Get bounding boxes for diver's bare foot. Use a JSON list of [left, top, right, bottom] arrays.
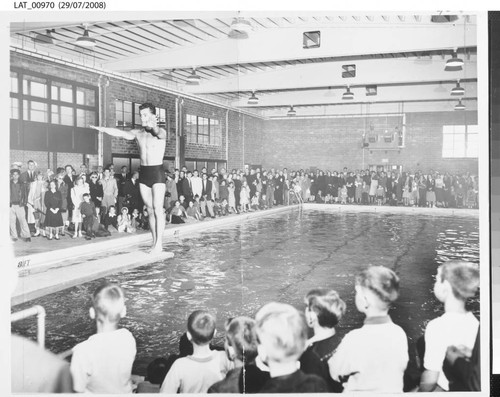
[[149, 244, 162, 254]]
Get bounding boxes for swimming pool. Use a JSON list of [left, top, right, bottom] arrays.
[[12, 207, 479, 376]]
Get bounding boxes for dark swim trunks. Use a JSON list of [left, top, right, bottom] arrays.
[[139, 165, 165, 188]]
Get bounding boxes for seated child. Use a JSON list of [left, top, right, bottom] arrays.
[[193, 195, 203, 218], [219, 198, 229, 216], [117, 207, 135, 233], [70, 284, 136, 393], [259, 193, 266, 209], [255, 302, 328, 393], [300, 288, 345, 392], [160, 310, 232, 393], [136, 207, 149, 230], [328, 266, 408, 393], [208, 316, 270, 393], [101, 205, 118, 231], [169, 200, 187, 224], [89, 207, 112, 238], [213, 200, 222, 217], [206, 199, 216, 218], [199, 195, 208, 217], [186, 201, 201, 221], [130, 208, 140, 230], [418, 261, 479, 392], [80, 193, 96, 239], [388, 192, 398, 206], [179, 195, 188, 209]]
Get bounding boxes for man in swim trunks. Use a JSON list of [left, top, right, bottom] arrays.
[[90, 103, 166, 253]]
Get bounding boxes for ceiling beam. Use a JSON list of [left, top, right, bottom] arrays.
[[185, 55, 477, 94], [262, 100, 478, 118], [230, 82, 478, 108], [101, 23, 477, 72]]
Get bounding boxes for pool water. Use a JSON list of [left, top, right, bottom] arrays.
[[12, 208, 479, 376]]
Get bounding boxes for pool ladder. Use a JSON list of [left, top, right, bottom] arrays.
[[11, 305, 46, 349]]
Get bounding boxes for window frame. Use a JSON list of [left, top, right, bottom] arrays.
[[184, 113, 222, 146], [10, 67, 98, 127], [442, 124, 478, 159]]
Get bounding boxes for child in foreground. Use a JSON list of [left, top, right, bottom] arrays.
[[160, 310, 232, 393], [328, 266, 408, 393], [418, 261, 480, 392], [300, 288, 345, 392], [255, 302, 328, 393], [208, 316, 270, 393], [70, 283, 137, 393]]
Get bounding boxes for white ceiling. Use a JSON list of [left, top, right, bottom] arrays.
[[10, 12, 478, 117]]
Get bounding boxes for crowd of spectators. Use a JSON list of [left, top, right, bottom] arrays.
[[12, 262, 480, 393], [9, 160, 479, 243]]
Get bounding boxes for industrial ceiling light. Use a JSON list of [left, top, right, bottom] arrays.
[[228, 17, 252, 39], [248, 91, 259, 105], [76, 24, 96, 48], [451, 80, 465, 96], [287, 105, 296, 116], [34, 29, 55, 45], [445, 49, 464, 69], [342, 86, 354, 100], [455, 99, 466, 110], [186, 68, 201, 85]]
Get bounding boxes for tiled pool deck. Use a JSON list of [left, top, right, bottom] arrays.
[[12, 203, 478, 306]]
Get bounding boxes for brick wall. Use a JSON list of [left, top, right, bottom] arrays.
[[10, 52, 265, 171], [243, 114, 265, 168], [227, 111, 243, 171], [260, 111, 478, 174], [181, 98, 226, 161], [10, 150, 50, 170]]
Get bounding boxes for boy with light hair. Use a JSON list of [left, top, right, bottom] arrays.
[[255, 302, 328, 393], [70, 283, 136, 393], [419, 261, 480, 392], [328, 266, 408, 393]]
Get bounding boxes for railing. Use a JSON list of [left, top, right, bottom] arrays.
[[11, 305, 46, 348]]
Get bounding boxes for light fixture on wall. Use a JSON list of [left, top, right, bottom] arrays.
[[342, 86, 354, 100], [248, 91, 259, 105], [445, 49, 464, 69], [451, 80, 465, 96], [34, 29, 55, 45], [186, 68, 201, 85], [454, 99, 466, 110], [287, 105, 296, 116], [76, 24, 96, 48], [228, 17, 252, 39]]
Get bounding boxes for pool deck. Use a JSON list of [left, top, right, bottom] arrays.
[[11, 203, 478, 306], [11, 205, 297, 306]]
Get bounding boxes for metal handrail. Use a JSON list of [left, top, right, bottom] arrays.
[[11, 305, 46, 349]]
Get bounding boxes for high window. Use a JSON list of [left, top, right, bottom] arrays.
[[442, 125, 478, 158], [185, 114, 222, 146], [10, 69, 97, 126]]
